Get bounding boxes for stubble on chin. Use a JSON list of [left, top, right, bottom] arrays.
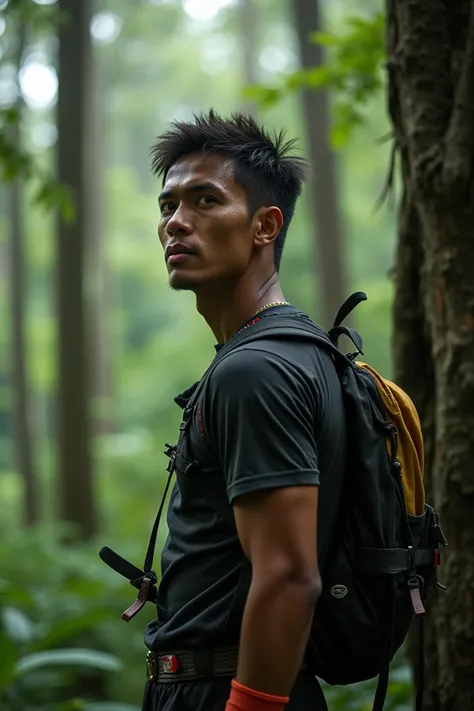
[[168, 275, 198, 292]]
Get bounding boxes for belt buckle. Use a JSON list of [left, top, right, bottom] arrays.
[[146, 651, 157, 681], [161, 654, 180, 674]]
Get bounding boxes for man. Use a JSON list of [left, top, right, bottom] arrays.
[[142, 110, 346, 711]]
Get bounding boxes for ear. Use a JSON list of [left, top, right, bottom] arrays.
[[252, 206, 284, 248]]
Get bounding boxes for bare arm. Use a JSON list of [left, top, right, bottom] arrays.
[[233, 484, 321, 696]]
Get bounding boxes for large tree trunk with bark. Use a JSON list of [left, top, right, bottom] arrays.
[[56, 0, 97, 539], [387, 1, 474, 708], [290, 0, 348, 327]]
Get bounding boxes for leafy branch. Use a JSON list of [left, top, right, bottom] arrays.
[[244, 12, 386, 147], [0, 0, 74, 220]]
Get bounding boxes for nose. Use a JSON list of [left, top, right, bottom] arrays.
[[165, 204, 193, 238]]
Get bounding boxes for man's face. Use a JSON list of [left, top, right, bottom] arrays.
[[157, 153, 257, 291]]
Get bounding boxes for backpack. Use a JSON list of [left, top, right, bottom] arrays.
[[100, 291, 447, 711]]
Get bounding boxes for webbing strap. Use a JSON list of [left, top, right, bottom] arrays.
[[416, 617, 426, 711], [332, 291, 367, 328], [371, 579, 397, 711], [143, 465, 175, 575], [98, 546, 146, 584], [98, 464, 175, 621], [356, 547, 434, 574], [328, 325, 364, 354]]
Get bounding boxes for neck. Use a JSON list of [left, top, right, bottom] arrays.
[[195, 272, 286, 343]]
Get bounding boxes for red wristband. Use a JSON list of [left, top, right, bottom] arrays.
[[225, 679, 289, 711]]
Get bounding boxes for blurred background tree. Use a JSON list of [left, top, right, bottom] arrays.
[[2, 0, 472, 709]]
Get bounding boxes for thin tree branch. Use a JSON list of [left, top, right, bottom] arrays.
[[443, 0, 474, 195]]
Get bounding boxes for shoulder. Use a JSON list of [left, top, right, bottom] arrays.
[[205, 338, 337, 420], [209, 342, 312, 395]]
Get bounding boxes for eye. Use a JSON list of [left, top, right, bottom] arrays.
[[160, 201, 175, 214], [197, 195, 216, 206]]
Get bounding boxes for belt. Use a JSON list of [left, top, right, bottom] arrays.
[[146, 646, 308, 684], [146, 647, 238, 683]]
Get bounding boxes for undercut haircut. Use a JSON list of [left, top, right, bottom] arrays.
[[151, 109, 310, 270]]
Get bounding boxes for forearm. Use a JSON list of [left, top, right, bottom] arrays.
[[235, 574, 321, 696]]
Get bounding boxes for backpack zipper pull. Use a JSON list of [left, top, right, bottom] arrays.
[[407, 546, 426, 616], [408, 577, 426, 616]]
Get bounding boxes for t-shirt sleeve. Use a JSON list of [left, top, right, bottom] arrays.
[[205, 346, 321, 504]]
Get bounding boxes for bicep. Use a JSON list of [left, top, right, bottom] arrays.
[[234, 485, 320, 582]]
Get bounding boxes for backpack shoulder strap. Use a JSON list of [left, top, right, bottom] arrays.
[[182, 314, 346, 416]]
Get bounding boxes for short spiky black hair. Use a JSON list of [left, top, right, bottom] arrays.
[[151, 110, 310, 270]]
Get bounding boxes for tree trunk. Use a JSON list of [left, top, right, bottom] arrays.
[[56, 0, 97, 539], [387, 0, 474, 708], [290, 0, 348, 327], [239, 0, 259, 116], [87, 43, 114, 436], [8, 21, 39, 527]]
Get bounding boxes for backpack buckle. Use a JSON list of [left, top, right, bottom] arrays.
[[432, 510, 448, 548], [164, 443, 177, 473], [146, 651, 157, 681]]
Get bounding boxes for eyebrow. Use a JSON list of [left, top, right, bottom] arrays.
[[158, 181, 225, 203]]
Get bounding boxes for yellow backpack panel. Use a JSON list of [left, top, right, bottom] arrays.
[[357, 362, 425, 516]]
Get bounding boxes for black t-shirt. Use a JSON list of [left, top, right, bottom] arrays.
[[145, 307, 347, 651]]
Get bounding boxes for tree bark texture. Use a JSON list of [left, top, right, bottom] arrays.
[[387, 1, 474, 708], [56, 0, 97, 539], [290, 0, 348, 328]]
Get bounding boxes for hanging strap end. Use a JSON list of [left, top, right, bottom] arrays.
[[122, 576, 155, 622]]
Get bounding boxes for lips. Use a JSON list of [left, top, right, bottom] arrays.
[[167, 252, 193, 265], [165, 243, 195, 262]]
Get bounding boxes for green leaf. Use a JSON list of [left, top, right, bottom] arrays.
[[2, 606, 35, 644], [0, 632, 18, 693], [41, 609, 113, 648], [242, 83, 283, 109], [84, 704, 141, 711], [1, 107, 20, 125], [246, 11, 386, 144], [15, 648, 123, 676], [56, 701, 87, 711], [300, 66, 332, 89], [309, 30, 339, 47], [34, 180, 76, 222], [0, 126, 74, 218]]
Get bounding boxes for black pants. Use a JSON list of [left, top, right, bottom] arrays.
[[141, 670, 328, 711]]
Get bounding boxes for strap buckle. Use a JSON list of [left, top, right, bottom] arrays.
[[146, 651, 157, 681]]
